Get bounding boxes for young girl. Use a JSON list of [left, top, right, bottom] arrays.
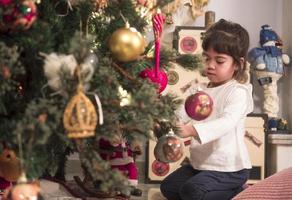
[[160, 19, 253, 200]]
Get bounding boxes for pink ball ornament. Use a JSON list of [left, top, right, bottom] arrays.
[[0, 0, 12, 6], [139, 68, 168, 93], [185, 91, 213, 121], [154, 130, 184, 163]]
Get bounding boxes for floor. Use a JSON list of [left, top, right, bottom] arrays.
[[131, 184, 164, 200], [42, 158, 166, 200], [41, 179, 164, 200], [130, 161, 165, 200]]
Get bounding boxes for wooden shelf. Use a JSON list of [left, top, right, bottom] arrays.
[[268, 133, 292, 145]]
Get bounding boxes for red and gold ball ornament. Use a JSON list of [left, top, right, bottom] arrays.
[[0, 0, 37, 32], [10, 182, 41, 200], [154, 130, 184, 163], [109, 22, 145, 62], [2, 177, 42, 200], [185, 91, 213, 121]]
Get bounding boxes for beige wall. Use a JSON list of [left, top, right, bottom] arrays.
[[194, 0, 283, 49], [282, 0, 292, 128]]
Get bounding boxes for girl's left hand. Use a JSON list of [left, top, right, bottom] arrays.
[[177, 122, 198, 138]]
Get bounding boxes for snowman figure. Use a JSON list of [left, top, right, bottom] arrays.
[[248, 25, 290, 130]]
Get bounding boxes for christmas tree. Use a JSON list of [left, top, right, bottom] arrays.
[[0, 0, 203, 198]]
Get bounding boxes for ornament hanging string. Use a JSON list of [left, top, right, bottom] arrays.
[[79, 18, 89, 37], [17, 133, 23, 171], [40, 83, 63, 98], [17, 132, 30, 183], [165, 3, 174, 25], [74, 64, 82, 85], [66, 0, 73, 10], [87, 92, 104, 125], [119, 11, 128, 24], [54, 0, 73, 17]]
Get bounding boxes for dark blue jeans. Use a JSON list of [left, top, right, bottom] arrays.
[[160, 164, 249, 200]]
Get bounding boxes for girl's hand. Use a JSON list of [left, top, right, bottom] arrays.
[[177, 122, 198, 138]]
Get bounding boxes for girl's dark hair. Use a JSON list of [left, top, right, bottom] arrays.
[[202, 19, 250, 83]]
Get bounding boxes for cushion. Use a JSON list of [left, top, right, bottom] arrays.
[[233, 167, 292, 199]]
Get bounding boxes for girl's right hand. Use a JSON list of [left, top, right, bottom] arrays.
[[177, 122, 198, 138]]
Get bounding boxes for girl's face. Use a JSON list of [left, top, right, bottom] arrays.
[[203, 48, 237, 86]]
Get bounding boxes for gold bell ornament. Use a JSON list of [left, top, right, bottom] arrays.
[[0, 149, 22, 182], [63, 66, 103, 139], [109, 22, 146, 62]]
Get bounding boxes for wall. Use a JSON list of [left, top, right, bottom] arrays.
[[195, 0, 283, 48], [282, 0, 292, 128], [194, 0, 284, 118]]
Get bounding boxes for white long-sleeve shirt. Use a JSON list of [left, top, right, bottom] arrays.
[[177, 79, 254, 172]]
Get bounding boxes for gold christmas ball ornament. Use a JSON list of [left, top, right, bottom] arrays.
[[0, 149, 22, 182], [63, 86, 98, 139], [109, 22, 146, 62]]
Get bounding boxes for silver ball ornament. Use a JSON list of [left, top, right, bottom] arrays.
[[154, 130, 184, 163]]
